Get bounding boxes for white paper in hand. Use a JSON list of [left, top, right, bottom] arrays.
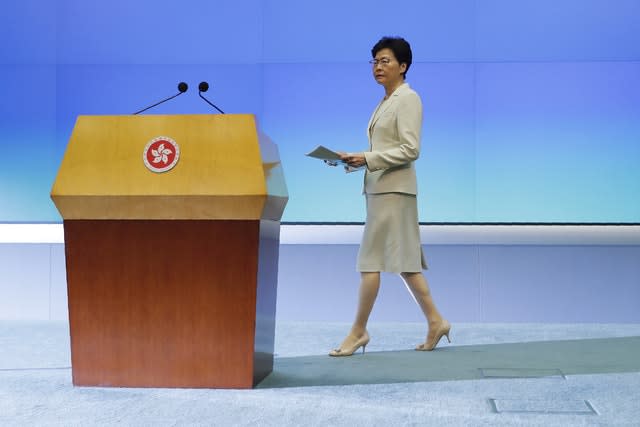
[[305, 145, 342, 161], [306, 145, 365, 173]]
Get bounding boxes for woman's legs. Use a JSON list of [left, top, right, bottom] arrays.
[[401, 272, 449, 349], [351, 272, 381, 335], [401, 272, 443, 325], [333, 272, 380, 351]]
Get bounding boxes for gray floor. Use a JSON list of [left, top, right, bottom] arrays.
[[2, 321, 640, 426]]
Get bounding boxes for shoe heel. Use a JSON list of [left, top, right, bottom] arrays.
[[445, 332, 451, 343], [362, 343, 367, 354]]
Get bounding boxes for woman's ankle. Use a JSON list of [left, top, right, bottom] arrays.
[[350, 326, 367, 337], [428, 317, 444, 328]]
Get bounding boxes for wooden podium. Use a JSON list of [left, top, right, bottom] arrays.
[[51, 114, 288, 388]]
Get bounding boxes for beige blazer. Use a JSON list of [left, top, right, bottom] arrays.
[[362, 83, 422, 195]]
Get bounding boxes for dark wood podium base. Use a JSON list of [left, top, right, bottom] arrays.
[[63, 219, 280, 389]]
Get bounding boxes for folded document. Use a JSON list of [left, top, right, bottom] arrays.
[[305, 145, 364, 173]]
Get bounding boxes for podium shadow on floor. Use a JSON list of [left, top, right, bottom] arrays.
[[257, 336, 640, 388]]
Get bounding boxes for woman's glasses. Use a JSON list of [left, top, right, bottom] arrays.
[[369, 58, 394, 67]]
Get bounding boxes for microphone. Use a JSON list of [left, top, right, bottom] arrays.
[[132, 82, 188, 115], [198, 81, 225, 114]]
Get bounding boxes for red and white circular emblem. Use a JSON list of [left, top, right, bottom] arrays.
[[143, 136, 180, 173]]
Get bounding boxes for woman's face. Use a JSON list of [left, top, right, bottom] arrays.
[[372, 48, 406, 87]]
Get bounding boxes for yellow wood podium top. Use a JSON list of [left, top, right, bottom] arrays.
[[51, 114, 287, 220]]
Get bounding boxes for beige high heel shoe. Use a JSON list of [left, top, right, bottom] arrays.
[[329, 332, 370, 357], [416, 320, 451, 351]]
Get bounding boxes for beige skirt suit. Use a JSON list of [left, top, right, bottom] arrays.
[[358, 83, 427, 273]]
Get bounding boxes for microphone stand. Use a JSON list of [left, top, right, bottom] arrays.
[[198, 91, 225, 114], [133, 82, 188, 115], [133, 92, 184, 115]]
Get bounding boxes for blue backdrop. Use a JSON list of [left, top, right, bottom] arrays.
[[1, 0, 639, 223]]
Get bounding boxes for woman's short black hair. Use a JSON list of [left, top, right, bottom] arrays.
[[371, 36, 413, 79]]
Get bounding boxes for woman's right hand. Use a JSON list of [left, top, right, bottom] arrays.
[[339, 152, 367, 168]]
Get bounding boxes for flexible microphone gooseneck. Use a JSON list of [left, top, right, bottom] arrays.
[[132, 82, 188, 115], [198, 81, 225, 114]]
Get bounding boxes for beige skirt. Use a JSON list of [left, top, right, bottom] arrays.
[[357, 193, 428, 273]]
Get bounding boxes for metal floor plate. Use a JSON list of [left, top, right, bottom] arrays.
[[489, 398, 598, 415], [480, 367, 566, 379]]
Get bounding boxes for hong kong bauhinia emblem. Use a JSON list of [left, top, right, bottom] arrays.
[[143, 136, 180, 173]]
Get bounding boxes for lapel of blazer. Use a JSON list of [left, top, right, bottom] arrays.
[[368, 83, 410, 140], [367, 101, 383, 140]]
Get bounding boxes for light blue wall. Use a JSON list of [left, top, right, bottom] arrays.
[[276, 244, 640, 323]]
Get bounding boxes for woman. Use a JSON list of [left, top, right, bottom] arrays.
[[330, 37, 450, 356]]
